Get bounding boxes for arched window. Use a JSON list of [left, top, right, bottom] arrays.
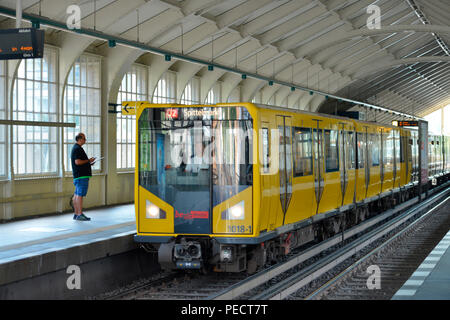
[[267, 93, 275, 106], [64, 54, 101, 173], [117, 64, 147, 169], [205, 82, 221, 104], [252, 91, 262, 104], [153, 71, 176, 103], [180, 77, 200, 105], [280, 95, 288, 107], [12, 47, 58, 176], [227, 86, 240, 103]]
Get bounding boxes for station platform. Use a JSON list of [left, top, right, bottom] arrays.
[[392, 230, 450, 300], [0, 205, 151, 299]]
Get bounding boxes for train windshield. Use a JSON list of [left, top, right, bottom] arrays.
[[138, 107, 253, 233]]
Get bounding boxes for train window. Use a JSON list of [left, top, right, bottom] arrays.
[[384, 131, 394, 166], [394, 130, 401, 170], [138, 107, 254, 209], [324, 129, 339, 172], [346, 131, 356, 169], [400, 135, 405, 163], [293, 127, 312, 177], [356, 132, 365, 169], [371, 133, 380, 166], [262, 128, 270, 173], [313, 128, 324, 177]]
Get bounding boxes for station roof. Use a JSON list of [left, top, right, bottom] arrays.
[[0, 0, 449, 124]]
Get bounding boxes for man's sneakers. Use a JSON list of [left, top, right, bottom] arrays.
[[73, 213, 91, 221]]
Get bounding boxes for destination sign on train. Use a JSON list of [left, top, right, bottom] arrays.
[[392, 120, 419, 127], [165, 108, 220, 120], [0, 28, 45, 60]]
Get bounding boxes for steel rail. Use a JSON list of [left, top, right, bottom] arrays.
[[304, 194, 450, 300]]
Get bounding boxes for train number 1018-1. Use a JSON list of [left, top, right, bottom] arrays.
[[227, 225, 252, 233]]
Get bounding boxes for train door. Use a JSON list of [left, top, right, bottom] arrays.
[[411, 131, 419, 182], [364, 129, 370, 196], [312, 120, 324, 215], [339, 124, 348, 206], [260, 121, 279, 231], [380, 129, 386, 192], [367, 129, 381, 197], [342, 127, 356, 207], [276, 115, 293, 225], [394, 129, 401, 188], [174, 120, 212, 235], [260, 123, 271, 231], [355, 127, 368, 202]]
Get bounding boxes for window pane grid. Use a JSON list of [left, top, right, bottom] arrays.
[[205, 82, 221, 104], [13, 48, 58, 176], [117, 64, 146, 170], [227, 86, 241, 103], [0, 61, 6, 177], [153, 71, 176, 104], [64, 55, 101, 174], [180, 78, 200, 105]]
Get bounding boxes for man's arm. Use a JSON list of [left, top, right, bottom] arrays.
[[75, 158, 95, 165]]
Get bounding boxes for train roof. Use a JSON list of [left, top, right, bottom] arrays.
[[251, 103, 406, 130]]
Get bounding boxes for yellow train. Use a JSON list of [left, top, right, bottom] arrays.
[[127, 102, 450, 272]]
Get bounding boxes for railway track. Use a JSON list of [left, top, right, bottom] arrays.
[[304, 196, 450, 300], [99, 182, 449, 300], [97, 271, 248, 300]]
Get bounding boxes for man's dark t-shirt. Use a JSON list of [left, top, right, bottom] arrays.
[[71, 144, 92, 179]]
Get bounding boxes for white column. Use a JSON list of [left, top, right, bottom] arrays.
[[16, 0, 22, 28]]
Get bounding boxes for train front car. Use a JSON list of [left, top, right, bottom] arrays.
[[133, 102, 256, 272]]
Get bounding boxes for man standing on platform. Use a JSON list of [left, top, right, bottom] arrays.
[[71, 132, 95, 221]]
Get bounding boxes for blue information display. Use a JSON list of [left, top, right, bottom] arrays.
[[0, 28, 44, 60]]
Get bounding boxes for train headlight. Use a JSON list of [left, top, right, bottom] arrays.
[[221, 201, 245, 220], [146, 200, 166, 219]]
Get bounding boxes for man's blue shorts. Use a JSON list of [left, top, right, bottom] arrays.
[[74, 178, 89, 197]]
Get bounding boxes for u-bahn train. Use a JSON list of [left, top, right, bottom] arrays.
[[128, 102, 450, 273]]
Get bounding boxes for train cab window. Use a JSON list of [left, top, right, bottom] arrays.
[[262, 127, 270, 173], [324, 129, 339, 172], [138, 107, 254, 208], [371, 133, 380, 166], [293, 127, 312, 177]]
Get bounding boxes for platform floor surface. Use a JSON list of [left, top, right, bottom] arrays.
[[392, 230, 450, 300], [0, 205, 136, 264]]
